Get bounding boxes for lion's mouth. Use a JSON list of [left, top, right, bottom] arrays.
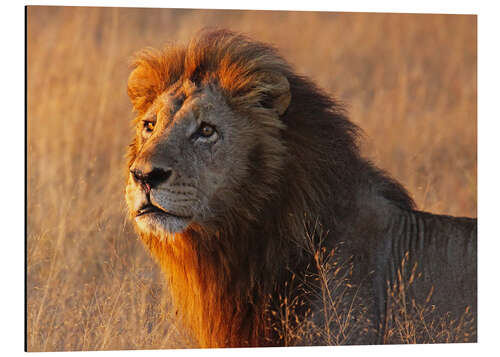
[[136, 204, 191, 219]]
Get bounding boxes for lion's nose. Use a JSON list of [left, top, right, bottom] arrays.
[[130, 167, 172, 191]]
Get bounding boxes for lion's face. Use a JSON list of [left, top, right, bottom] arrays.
[[126, 80, 282, 235]]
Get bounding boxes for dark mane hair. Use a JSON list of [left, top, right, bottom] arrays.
[[127, 29, 415, 347]]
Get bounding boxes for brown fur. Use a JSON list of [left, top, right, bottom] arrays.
[[125, 30, 476, 347]]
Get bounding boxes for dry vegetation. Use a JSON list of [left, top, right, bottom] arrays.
[[26, 6, 476, 351]]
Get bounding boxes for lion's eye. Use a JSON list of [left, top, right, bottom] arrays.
[[191, 122, 218, 142], [199, 123, 215, 138], [143, 121, 155, 133]]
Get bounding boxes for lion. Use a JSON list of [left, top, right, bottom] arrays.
[[125, 30, 477, 347]]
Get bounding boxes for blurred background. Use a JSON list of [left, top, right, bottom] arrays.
[[26, 6, 476, 351]]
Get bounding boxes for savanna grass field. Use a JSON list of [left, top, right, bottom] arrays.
[[27, 6, 477, 351]]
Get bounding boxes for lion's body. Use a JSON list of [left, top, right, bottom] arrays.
[[125, 30, 477, 347]]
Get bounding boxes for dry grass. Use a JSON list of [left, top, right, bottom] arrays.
[[380, 253, 476, 344], [26, 6, 476, 351], [268, 222, 374, 347], [269, 225, 476, 346]]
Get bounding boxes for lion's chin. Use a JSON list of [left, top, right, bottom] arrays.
[[135, 211, 191, 234]]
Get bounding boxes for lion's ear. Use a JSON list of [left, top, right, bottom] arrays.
[[127, 65, 158, 112], [259, 72, 291, 116]]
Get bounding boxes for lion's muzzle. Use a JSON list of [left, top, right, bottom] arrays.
[[127, 159, 197, 233]]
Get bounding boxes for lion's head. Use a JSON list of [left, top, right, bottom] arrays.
[[126, 31, 295, 237]]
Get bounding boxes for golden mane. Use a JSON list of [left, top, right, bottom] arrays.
[[128, 30, 291, 117]]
